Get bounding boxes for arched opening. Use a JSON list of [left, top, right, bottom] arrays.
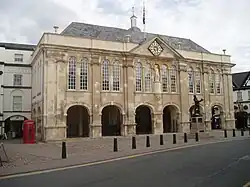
[[211, 105, 223, 129], [163, 105, 179, 133], [189, 105, 203, 121], [32, 109, 36, 120], [101, 105, 122, 136], [66, 105, 90, 138], [36, 107, 42, 140], [4, 115, 28, 139], [135, 105, 152, 134]]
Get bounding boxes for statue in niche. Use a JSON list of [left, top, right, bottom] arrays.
[[154, 64, 160, 81], [193, 95, 203, 116]]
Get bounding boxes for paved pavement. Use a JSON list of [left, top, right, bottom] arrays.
[[1, 138, 250, 187], [0, 130, 249, 176]]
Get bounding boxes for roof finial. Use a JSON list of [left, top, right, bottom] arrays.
[[132, 6, 135, 16], [130, 6, 137, 28]]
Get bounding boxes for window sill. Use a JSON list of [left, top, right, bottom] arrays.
[[101, 91, 122, 93], [66, 89, 89, 92]]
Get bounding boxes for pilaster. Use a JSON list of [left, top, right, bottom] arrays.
[[123, 56, 136, 136], [179, 62, 189, 131], [202, 66, 211, 131], [224, 71, 235, 129], [90, 54, 102, 137]]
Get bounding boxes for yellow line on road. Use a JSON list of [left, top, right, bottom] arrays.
[[0, 138, 249, 180]]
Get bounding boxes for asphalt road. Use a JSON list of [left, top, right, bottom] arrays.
[[1, 139, 250, 187]]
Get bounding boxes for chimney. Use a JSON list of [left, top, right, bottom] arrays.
[[124, 35, 131, 43], [53, 26, 59, 33], [130, 7, 137, 28], [223, 49, 226, 55]]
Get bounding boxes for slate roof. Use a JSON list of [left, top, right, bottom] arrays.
[[61, 22, 210, 53], [0, 42, 36, 51], [232, 71, 250, 89]]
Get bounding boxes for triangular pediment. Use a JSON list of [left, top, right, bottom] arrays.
[[129, 36, 183, 59], [243, 73, 250, 87], [245, 79, 250, 86]]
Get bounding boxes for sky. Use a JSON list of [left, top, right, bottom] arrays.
[[0, 0, 249, 73]]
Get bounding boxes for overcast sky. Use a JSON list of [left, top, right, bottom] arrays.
[[0, 0, 249, 73]]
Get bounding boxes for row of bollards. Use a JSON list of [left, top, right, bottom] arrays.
[[224, 129, 250, 138], [61, 129, 250, 158], [113, 132, 199, 152]]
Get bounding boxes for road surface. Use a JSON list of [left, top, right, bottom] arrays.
[[1, 138, 250, 187]]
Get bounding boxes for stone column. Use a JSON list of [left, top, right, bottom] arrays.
[[90, 54, 102, 137], [202, 66, 211, 131], [224, 71, 235, 129], [179, 62, 189, 132], [43, 55, 66, 141], [153, 79, 163, 134], [123, 57, 136, 136]]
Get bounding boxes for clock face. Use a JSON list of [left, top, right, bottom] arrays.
[[148, 40, 163, 56]]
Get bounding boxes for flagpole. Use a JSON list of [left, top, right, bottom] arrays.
[[143, 0, 146, 40]]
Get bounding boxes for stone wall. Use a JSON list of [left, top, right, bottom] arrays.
[[31, 45, 235, 141]]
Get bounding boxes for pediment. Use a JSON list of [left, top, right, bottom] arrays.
[[244, 78, 250, 86], [243, 74, 250, 87], [129, 37, 183, 59]]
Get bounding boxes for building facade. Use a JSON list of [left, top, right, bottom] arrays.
[[0, 42, 35, 138], [232, 71, 250, 128], [31, 17, 235, 141]]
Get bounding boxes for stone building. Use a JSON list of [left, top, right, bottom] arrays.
[[31, 15, 235, 141], [0, 42, 35, 138]]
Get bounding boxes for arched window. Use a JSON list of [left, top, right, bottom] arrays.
[[209, 68, 215, 94], [68, 56, 76, 90], [215, 70, 221, 94], [195, 68, 201, 94], [80, 58, 88, 90], [188, 67, 194, 93], [162, 65, 168, 92], [112, 61, 120, 91], [144, 63, 152, 92], [135, 62, 142, 92], [102, 59, 110, 91], [170, 65, 177, 93]]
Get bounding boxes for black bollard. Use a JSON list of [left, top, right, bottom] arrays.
[[146, 136, 150, 147], [224, 129, 227, 138], [249, 128, 250, 136], [241, 129, 244, 136], [62, 141, 67, 159], [195, 132, 199, 142], [132, 136, 136, 149], [160, 134, 164, 145], [173, 134, 176, 144], [184, 133, 187, 143], [113, 138, 118, 152], [233, 129, 236, 137]]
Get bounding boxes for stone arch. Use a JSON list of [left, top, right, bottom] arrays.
[[163, 103, 181, 113], [101, 105, 123, 136], [135, 104, 154, 134], [134, 103, 155, 114], [189, 104, 204, 120], [4, 115, 28, 139], [211, 103, 224, 129], [99, 102, 125, 115], [66, 105, 90, 138], [64, 102, 91, 116], [163, 105, 180, 133]]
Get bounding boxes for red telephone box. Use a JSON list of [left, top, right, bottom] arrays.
[[23, 120, 35, 144]]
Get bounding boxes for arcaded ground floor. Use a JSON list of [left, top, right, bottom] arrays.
[[33, 103, 235, 141]]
